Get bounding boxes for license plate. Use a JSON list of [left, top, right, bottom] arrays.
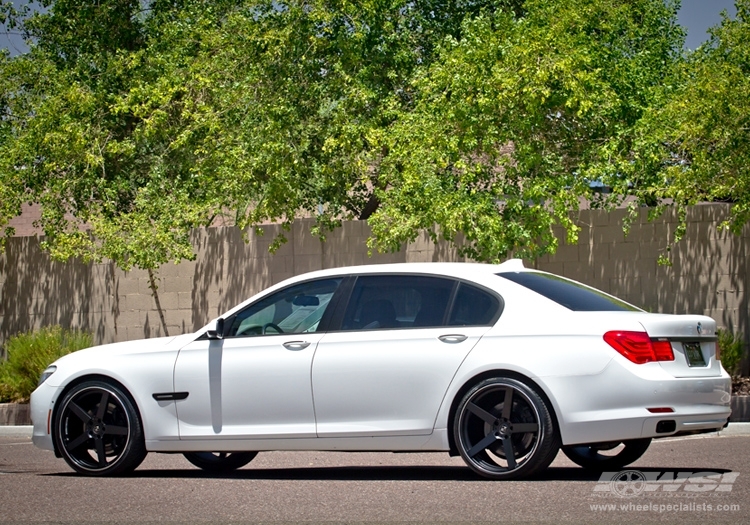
[[683, 342, 707, 367]]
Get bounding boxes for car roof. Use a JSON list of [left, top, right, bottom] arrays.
[[296, 259, 527, 281], [201, 259, 531, 331]]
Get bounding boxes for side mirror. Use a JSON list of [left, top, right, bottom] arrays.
[[206, 318, 225, 340]]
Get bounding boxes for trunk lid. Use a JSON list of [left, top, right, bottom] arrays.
[[637, 314, 722, 378]]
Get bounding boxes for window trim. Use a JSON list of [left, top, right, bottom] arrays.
[[325, 273, 505, 332], [220, 276, 346, 338]]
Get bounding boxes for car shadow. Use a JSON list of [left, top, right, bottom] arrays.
[[44, 465, 735, 482]]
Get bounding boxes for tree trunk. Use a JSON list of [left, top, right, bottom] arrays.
[[147, 268, 169, 337]]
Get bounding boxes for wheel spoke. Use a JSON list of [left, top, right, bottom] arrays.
[[68, 402, 92, 423], [467, 431, 498, 458], [501, 387, 514, 420], [503, 437, 517, 469], [65, 433, 90, 451], [456, 379, 555, 480], [466, 402, 497, 425], [94, 437, 107, 467], [512, 422, 539, 433], [56, 383, 147, 475], [96, 391, 110, 420], [105, 425, 129, 436]]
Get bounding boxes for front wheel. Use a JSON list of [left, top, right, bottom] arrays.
[[183, 451, 257, 473], [454, 377, 559, 480], [54, 380, 147, 476], [562, 439, 652, 470]]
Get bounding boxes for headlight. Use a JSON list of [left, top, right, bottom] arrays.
[[38, 365, 57, 386]]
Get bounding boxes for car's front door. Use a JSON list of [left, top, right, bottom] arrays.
[[174, 277, 342, 439], [312, 275, 501, 437]]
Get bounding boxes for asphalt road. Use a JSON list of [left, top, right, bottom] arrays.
[[1, 426, 749, 524]]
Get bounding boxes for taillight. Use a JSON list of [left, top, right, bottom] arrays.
[[603, 331, 675, 364]]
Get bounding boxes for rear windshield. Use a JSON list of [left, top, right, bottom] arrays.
[[497, 271, 641, 312]]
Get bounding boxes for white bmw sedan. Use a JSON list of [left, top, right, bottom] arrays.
[[30, 260, 731, 479]]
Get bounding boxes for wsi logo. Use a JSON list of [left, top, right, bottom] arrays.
[[593, 470, 740, 498]]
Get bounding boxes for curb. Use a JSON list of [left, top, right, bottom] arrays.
[[0, 403, 31, 426], [0, 425, 33, 436], [697, 422, 750, 437], [730, 396, 750, 422]]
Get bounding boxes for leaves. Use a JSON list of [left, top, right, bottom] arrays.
[[634, 0, 750, 239], [0, 0, 748, 268], [370, 0, 684, 261]]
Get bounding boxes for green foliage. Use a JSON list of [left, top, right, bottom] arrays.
[[0, 1, 240, 269], [370, 0, 684, 261], [0, 326, 92, 403], [629, 0, 750, 249], [718, 328, 746, 377], [1, 0, 748, 267]]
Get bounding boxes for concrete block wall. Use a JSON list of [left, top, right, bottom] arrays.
[[533, 204, 748, 346], [0, 218, 466, 349], [1, 204, 748, 374]]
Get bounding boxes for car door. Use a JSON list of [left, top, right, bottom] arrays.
[[174, 277, 342, 439], [312, 274, 502, 437]]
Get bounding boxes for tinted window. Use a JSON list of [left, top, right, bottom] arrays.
[[226, 278, 341, 337], [447, 283, 501, 326], [498, 271, 641, 312], [341, 275, 455, 330]]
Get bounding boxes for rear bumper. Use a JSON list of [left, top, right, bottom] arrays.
[[542, 360, 732, 446]]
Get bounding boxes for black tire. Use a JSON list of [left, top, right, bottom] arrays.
[[54, 380, 147, 476], [454, 377, 559, 480], [183, 451, 257, 473], [562, 438, 652, 471]]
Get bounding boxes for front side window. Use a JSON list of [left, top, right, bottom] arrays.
[[226, 278, 342, 337]]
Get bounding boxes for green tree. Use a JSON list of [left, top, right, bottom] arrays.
[[0, 0, 246, 333], [1, 0, 690, 289], [368, 0, 685, 261], [0, 1, 520, 263], [632, 0, 750, 243]]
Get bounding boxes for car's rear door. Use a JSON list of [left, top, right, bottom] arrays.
[[311, 274, 502, 437]]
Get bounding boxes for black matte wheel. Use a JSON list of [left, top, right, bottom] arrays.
[[54, 380, 146, 476], [562, 438, 652, 470], [183, 451, 257, 473], [262, 322, 284, 334], [454, 377, 559, 480]]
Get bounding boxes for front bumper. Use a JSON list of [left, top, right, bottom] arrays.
[[30, 382, 57, 452]]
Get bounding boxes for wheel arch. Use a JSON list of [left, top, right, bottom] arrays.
[[445, 369, 561, 456], [51, 374, 144, 457]]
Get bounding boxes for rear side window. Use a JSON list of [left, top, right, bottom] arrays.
[[498, 271, 641, 312], [341, 275, 454, 330], [339, 275, 503, 330], [448, 283, 501, 326]]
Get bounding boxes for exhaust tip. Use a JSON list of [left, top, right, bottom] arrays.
[[656, 420, 677, 434]]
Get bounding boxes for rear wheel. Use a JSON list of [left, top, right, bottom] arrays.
[[562, 439, 652, 470], [54, 380, 147, 476], [183, 451, 257, 473], [454, 377, 559, 480]]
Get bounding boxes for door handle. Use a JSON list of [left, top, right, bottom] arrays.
[[283, 341, 311, 350], [438, 334, 468, 344]]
